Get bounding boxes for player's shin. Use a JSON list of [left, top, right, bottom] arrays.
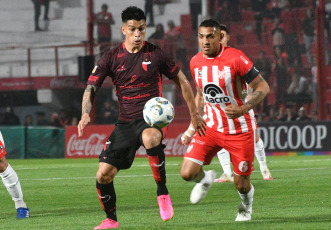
[[255, 139, 267, 170], [238, 184, 254, 213], [146, 144, 168, 195], [0, 164, 27, 209], [96, 181, 117, 221]]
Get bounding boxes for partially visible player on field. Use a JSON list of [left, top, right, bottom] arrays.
[[78, 6, 205, 229], [214, 24, 273, 182], [180, 19, 270, 221], [0, 131, 29, 218]]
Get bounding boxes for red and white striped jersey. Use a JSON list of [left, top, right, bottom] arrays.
[[190, 46, 257, 134]]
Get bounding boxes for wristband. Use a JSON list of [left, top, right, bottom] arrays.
[[188, 126, 196, 132], [184, 131, 192, 138]]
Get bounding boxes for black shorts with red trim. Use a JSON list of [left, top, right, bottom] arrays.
[[99, 118, 163, 170]]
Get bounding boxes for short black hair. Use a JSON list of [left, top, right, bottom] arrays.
[[121, 6, 146, 23], [199, 19, 222, 31], [219, 24, 230, 34]]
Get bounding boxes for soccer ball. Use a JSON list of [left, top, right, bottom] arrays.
[[143, 97, 175, 128]]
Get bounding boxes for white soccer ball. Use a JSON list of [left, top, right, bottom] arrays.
[[143, 97, 175, 128]]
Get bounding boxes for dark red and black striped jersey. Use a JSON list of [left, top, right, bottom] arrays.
[[87, 41, 179, 121]]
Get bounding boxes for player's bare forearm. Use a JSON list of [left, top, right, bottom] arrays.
[[225, 75, 269, 119], [81, 85, 98, 116], [195, 87, 204, 117], [242, 75, 270, 113]]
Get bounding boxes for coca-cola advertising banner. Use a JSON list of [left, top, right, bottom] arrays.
[[65, 124, 189, 158]]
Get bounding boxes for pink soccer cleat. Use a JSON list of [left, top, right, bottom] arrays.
[[157, 194, 174, 221], [94, 218, 118, 229]]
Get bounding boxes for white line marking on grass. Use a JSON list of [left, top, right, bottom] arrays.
[[22, 167, 329, 181]]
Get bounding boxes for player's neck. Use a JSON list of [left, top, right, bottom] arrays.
[[124, 41, 143, 53]]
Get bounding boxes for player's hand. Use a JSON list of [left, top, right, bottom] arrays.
[[225, 104, 244, 119], [181, 127, 195, 146], [190, 113, 206, 136], [78, 113, 91, 137]]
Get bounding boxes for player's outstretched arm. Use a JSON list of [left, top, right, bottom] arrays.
[[173, 70, 206, 136], [78, 85, 98, 137], [225, 74, 270, 119]]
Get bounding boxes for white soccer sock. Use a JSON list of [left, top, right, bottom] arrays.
[[217, 149, 232, 175], [238, 184, 254, 212], [255, 138, 268, 170], [197, 170, 213, 185], [0, 164, 27, 209]]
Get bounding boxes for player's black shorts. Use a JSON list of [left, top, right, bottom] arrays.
[[99, 118, 163, 170]]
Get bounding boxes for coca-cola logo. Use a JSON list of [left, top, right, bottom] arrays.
[[67, 133, 107, 157], [136, 133, 188, 156]]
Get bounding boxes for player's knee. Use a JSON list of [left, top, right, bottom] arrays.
[[235, 183, 250, 194], [142, 128, 162, 149], [0, 158, 8, 173], [180, 168, 195, 181], [96, 169, 114, 184]]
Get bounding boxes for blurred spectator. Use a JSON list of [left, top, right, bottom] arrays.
[[24, 115, 33, 127], [215, 1, 233, 29], [227, 0, 241, 21], [272, 46, 288, 107], [280, 0, 302, 66], [277, 106, 287, 121], [31, 0, 43, 31], [266, 106, 278, 121], [165, 20, 188, 74], [145, 0, 155, 27], [98, 100, 118, 124], [36, 112, 48, 126], [310, 110, 319, 121], [284, 103, 298, 121], [286, 71, 311, 107], [155, 0, 167, 15], [270, 0, 285, 18], [59, 109, 71, 127], [70, 116, 79, 126], [251, 0, 270, 44], [50, 113, 61, 127], [255, 50, 272, 83], [311, 56, 318, 110], [255, 50, 271, 113], [95, 3, 115, 56], [302, 8, 315, 67], [296, 106, 311, 121], [1, 107, 20, 126], [271, 17, 285, 53], [189, 0, 202, 32], [148, 23, 165, 46]]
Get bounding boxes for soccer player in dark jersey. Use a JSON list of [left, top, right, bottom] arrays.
[[78, 6, 206, 229]]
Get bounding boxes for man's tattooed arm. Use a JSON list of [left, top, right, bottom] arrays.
[[242, 75, 270, 114], [81, 85, 98, 116]]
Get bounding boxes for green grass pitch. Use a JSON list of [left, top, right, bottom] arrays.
[[1, 156, 331, 230]]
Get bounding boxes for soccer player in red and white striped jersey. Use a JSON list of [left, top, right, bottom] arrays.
[[180, 19, 270, 221]]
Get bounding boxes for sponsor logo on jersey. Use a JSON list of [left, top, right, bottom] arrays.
[[198, 70, 202, 79], [142, 61, 152, 71], [240, 56, 249, 65], [117, 65, 126, 72], [203, 84, 230, 104]]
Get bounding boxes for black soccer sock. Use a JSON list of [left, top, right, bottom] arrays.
[[146, 144, 168, 196], [96, 181, 117, 221]]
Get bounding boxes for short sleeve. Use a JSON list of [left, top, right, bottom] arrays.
[[159, 49, 180, 79], [234, 51, 259, 83], [87, 53, 111, 87]]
